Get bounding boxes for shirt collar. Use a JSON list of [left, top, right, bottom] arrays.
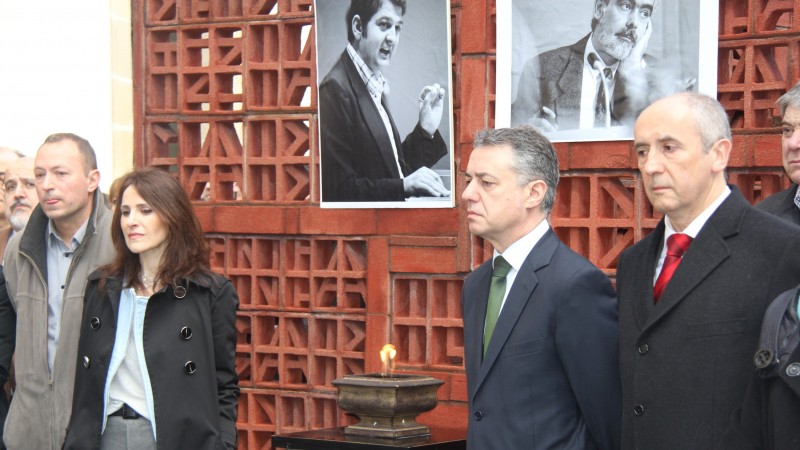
[[664, 185, 731, 240], [493, 218, 550, 272], [346, 43, 387, 99], [793, 185, 800, 211], [47, 217, 89, 249], [584, 35, 619, 77]]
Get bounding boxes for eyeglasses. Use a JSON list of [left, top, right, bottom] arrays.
[[2, 179, 36, 193]]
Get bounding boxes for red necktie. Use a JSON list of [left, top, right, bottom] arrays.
[[653, 233, 692, 303]]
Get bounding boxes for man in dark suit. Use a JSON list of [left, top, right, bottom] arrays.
[[617, 92, 800, 449], [462, 125, 620, 449], [512, 0, 687, 131], [756, 83, 800, 225], [318, 0, 450, 202]]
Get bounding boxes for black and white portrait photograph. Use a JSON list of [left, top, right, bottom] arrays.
[[496, 0, 718, 142], [314, 0, 454, 208]]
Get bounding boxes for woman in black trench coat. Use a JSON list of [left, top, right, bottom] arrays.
[[63, 168, 239, 450]]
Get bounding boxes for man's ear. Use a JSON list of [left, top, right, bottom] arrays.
[[709, 139, 732, 174], [593, 0, 606, 20], [351, 15, 363, 41], [525, 179, 547, 210], [87, 169, 100, 194]]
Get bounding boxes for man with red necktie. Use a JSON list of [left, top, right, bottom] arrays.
[[616, 92, 800, 449]]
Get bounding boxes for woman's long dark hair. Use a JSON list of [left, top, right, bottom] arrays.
[[101, 167, 210, 291]]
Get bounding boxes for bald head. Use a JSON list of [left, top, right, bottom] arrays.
[[4, 157, 37, 231], [0, 147, 23, 180]]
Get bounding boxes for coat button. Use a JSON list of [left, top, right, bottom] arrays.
[[473, 410, 484, 421], [83, 356, 91, 369], [174, 285, 187, 299], [90, 317, 101, 330], [637, 344, 649, 355], [180, 326, 192, 340], [786, 363, 800, 377], [754, 349, 773, 369], [184, 361, 197, 375], [633, 404, 645, 416]]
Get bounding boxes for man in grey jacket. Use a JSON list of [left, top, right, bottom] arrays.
[[1, 133, 114, 449], [511, 0, 691, 132]]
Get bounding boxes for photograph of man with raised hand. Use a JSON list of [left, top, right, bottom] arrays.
[[315, 0, 454, 208]]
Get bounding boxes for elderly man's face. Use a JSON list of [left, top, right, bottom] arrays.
[[3, 158, 37, 231], [634, 96, 728, 229], [594, 0, 654, 62], [780, 105, 800, 185], [353, 0, 403, 73], [0, 149, 21, 220]]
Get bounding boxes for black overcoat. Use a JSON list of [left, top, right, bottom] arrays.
[[756, 183, 800, 226], [63, 270, 239, 450], [617, 187, 800, 449]]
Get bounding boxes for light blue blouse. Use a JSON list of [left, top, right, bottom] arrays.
[[101, 287, 157, 441]]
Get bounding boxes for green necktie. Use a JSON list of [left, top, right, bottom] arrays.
[[484, 256, 512, 355]]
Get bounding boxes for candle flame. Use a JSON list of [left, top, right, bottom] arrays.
[[380, 344, 397, 376]]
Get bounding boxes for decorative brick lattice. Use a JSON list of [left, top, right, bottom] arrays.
[[182, 119, 245, 201], [143, 121, 179, 171], [309, 314, 366, 388], [729, 170, 789, 204], [718, 39, 793, 129], [245, 116, 313, 202], [181, 26, 244, 113], [245, 21, 316, 111], [393, 276, 465, 369], [719, 0, 750, 36], [147, 30, 179, 112], [551, 174, 654, 273], [754, 0, 799, 35], [203, 234, 366, 444], [146, 0, 178, 24]]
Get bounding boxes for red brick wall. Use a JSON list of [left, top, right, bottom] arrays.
[[132, 1, 798, 448]]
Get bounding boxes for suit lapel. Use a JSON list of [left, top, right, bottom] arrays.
[[642, 188, 747, 332], [341, 53, 402, 178], [628, 225, 662, 331], [472, 230, 558, 399], [383, 101, 407, 175], [465, 264, 491, 397], [554, 35, 588, 110]]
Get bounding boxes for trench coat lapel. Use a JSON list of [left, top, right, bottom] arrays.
[[629, 226, 661, 331], [104, 277, 123, 321], [642, 227, 730, 331], [640, 189, 746, 333], [473, 230, 558, 397]]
